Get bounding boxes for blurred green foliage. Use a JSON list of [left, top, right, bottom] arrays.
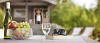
[[50, 1, 96, 32], [95, 0, 100, 32], [94, 0, 100, 40], [0, 7, 4, 28]]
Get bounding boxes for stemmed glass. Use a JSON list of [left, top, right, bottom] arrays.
[[42, 23, 51, 39]]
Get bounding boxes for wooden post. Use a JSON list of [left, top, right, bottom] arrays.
[[48, 5, 51, 23], [25, 1, 28, 22]]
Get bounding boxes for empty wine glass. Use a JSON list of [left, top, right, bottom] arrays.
[[42, 23, 51, 38]]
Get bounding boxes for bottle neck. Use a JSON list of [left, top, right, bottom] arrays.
[[6, 9, 10, 11], [6, 9, 10, 14]]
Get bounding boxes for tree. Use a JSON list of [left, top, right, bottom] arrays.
[[95, 0, 100, 25], [93, 0, 100, 40], [50, 0, 95, 33], [50, 1, 82, 32]]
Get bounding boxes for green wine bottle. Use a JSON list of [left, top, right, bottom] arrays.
[[4, 2, 12, 39]]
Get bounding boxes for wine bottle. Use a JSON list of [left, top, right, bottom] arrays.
[[4, 2, 12, 39]]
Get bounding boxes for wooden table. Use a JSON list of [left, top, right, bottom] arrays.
[[0, 35, 97, 43]]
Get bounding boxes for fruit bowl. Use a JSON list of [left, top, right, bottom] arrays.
[[8, 21, 32, 40], [10, 28, 33, 40]]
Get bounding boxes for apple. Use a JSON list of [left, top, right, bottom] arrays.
[[8, 21, 18, 29]]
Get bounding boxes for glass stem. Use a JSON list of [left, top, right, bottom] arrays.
[[45, 33, 48, 39]]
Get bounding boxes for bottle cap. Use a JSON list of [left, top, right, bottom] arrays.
[[6, 2, 10, 9]]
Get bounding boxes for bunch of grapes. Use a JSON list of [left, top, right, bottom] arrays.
[[17, 22, 30, 29]]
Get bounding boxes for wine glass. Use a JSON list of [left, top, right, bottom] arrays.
[[42, 23, 51, 38]]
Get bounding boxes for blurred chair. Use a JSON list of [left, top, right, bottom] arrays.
[[71, 27, 83, 36], [81, 27, 95, 37]]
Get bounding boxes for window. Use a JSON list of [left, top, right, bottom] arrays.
[[14, 9, 25, 18]]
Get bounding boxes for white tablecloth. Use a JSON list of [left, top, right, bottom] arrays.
[[0, 35, 97, 43]]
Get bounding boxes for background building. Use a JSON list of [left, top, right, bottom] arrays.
[[0, 0, 57, 24]]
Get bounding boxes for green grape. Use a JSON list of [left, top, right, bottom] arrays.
[[24, 26, 26, 28], [16, 22, 30, 29]]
